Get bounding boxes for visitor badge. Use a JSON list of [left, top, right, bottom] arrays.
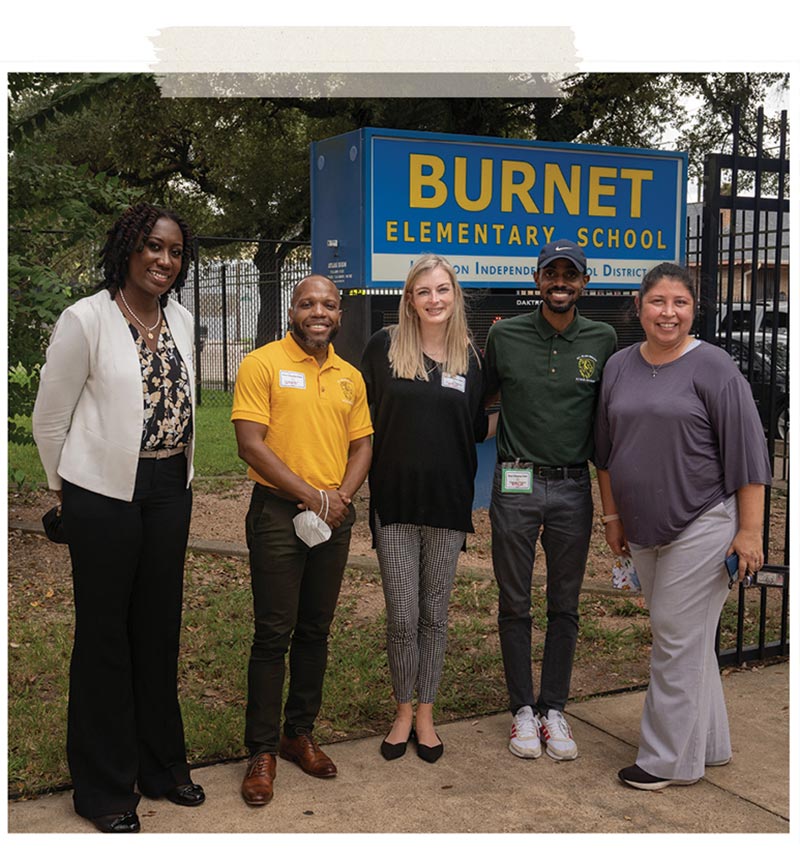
[[441, 373, 466, 393], [279, 370, 306, 389], [501, 466, 533, 493]]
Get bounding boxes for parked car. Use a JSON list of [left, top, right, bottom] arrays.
[[719, 337, 788, 441], [716, 300, 788, 343]]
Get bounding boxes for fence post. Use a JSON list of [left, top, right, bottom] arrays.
[[193, 237, 202, 407]]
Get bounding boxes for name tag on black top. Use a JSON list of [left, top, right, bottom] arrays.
[[441, 373, 466, 393]]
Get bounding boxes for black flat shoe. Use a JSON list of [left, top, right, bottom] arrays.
[[164, 782, 205, 806], [380, 728, 415, 760], [90, 811, 141, 833], [416, 733, 444, 764]]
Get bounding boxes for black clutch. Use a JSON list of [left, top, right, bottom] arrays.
[[42, 505, 69, 544]]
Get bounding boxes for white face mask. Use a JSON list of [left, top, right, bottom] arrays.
[[292, 489, 332, 548]]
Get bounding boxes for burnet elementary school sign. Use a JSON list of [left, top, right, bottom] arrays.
[[311, 127, 688, 291]]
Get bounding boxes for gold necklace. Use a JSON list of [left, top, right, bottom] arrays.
[[119, 290, 161, 340]]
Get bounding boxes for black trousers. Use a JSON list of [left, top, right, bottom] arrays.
[[244, 484, 354, 756], [61, 455, 192, 819]]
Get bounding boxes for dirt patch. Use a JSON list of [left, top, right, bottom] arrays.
[[8, 475, 787, 699]]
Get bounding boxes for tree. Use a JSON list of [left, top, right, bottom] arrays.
[[8, 71, 788, 433]]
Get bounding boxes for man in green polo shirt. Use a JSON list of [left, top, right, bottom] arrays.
[[485, 239, 617, 763]]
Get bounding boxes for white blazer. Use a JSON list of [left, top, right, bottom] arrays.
[[32, 289, 196, 501]]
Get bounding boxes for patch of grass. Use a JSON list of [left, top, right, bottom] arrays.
[[7, 403, 246, 487], [193, 401, 247, 477], [7, 415, 46, 489]]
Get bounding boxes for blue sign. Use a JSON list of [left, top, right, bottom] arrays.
[[312, 128, 688, 290]]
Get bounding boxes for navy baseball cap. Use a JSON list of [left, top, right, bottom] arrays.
[[537, 239, 587, 273]]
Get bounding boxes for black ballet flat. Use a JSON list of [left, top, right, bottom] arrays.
[[416, 734, 444, 764], [163, 782, 205, 806], [90, 810, 141, 833], [380, 728, 415, 760]]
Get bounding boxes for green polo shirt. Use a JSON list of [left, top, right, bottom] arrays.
[[485, 307, 617, 466]]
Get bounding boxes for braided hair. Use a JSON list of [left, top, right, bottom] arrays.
[[98, 202, 194, 307]]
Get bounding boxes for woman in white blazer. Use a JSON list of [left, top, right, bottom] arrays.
[[32, 202, 204, 833]]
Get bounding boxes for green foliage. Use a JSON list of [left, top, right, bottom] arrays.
[[7, 147, 138, 441]]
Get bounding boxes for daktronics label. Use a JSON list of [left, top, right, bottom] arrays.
[[311, 128, 687, 290]]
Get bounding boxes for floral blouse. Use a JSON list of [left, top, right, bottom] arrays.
[[128, 319, 193, 451]]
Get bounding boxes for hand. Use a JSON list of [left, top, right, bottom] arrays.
[[322, 490, 349, 528], [296, 489, 349, 528], [55, 489, 63, 505], [728, 528, 763, 581], [604, 519, 630, 557]]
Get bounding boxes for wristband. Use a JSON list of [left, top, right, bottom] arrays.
[[601, 513, 620, 523]]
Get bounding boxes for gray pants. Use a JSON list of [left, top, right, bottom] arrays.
[[490, 465, 593, 714], [375, 514, 464, 704], [629, 496, 737, 781]]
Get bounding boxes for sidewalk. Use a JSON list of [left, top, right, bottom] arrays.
[[7, 662, 790, 834], [7, 523, 792, 834]]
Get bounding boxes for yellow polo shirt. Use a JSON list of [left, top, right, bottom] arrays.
[[231, 333, 373, 490]]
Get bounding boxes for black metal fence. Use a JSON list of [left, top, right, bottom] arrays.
[[694, 107, 790, 665]]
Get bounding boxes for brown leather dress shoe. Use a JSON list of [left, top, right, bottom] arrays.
[[279, 733, 337, 778], [241, 753, 276, 806]]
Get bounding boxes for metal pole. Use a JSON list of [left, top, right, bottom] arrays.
[[193, 237, 202, 407]]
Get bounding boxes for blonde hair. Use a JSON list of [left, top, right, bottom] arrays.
[[387, 253, 479, 380]]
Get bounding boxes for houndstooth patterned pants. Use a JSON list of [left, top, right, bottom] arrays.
[[375, 513, 465, 703]]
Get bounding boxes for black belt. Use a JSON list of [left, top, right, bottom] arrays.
[[501, 461, 588, 480]]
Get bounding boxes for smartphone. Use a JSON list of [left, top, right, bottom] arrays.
[[726, 552, 754, 588], [725, 553, 739, 589]]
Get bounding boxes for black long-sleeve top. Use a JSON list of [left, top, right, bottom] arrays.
[[361, 328, 488, 540]]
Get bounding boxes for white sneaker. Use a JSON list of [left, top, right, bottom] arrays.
[[508, 705, 542, 758], [540, 709, 578, 760]]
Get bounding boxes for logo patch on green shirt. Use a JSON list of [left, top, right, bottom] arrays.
[[577, 354, 598, 382]]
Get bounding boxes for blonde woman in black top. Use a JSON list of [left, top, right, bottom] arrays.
[[361, 254, 493, 763]]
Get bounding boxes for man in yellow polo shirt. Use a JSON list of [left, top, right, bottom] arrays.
[[231, 275, 372, 807]]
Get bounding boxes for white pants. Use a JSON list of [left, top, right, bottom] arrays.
[[629, 496, 737, 780]]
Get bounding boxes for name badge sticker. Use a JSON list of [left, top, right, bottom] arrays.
[[279, 370, 306, 389], [501, 467, 533, 493], [441, 373, 466, 393]]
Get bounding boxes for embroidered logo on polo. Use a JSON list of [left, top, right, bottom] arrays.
[[576, 354, 598, 383], [338, 378, 355, 404]]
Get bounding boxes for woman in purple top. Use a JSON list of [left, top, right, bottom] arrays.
[[593, 262, 772, 791]]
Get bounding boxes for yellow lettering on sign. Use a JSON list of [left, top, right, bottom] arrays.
[[588, 167, 618, 216], [454, 157, 493, 212], [409, 154, 447, 208], [542, 225, 555, 243], [420, 221, 431, 242], [403, 222, 416, 242], [500, 161, 538, 213], [658, 230, 666, 249], [607, 229, 620, 248], [475, 223, 488, 244], [508, 225, 522, 245], [458, 222, 470, 243], [437, 222, 452, 242], [576, 227, 589, 247], [386, 221, 398, 242], [592, 227, 605, 247], [526, 225, 539, 244], [544, 163, 580, 215], [620, 168, 653, 218]]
